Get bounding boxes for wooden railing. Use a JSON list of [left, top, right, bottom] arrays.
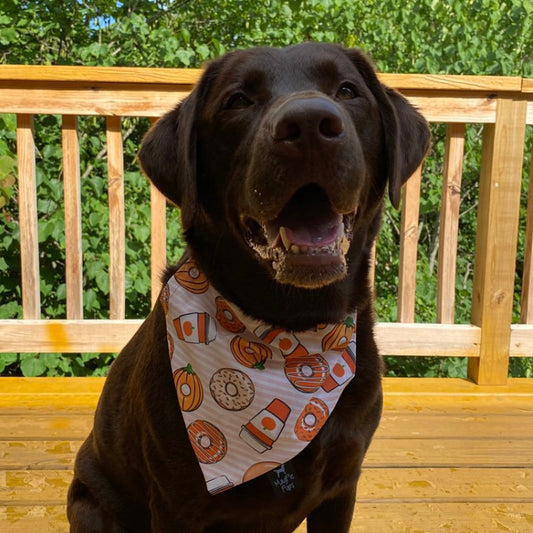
[[0, 66, 532, 384]]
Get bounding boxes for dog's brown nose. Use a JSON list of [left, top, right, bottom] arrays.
[[272, 96, 345, 156]]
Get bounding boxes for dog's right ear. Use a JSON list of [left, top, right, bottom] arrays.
[[138, 92, 198, 228]]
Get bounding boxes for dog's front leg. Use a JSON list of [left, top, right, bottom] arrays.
[[305, 489, 356, 533], [149, 494, 205, 533]]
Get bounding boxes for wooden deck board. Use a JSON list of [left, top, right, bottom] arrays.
[[2, 411, 532, 440], [2, 467, 532, 505], [0, 378, 532, 532], [2, 503, 532, 533]]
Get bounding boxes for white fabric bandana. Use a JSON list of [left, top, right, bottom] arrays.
[[161, 257, 357, 495]]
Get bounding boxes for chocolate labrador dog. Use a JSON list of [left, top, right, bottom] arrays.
[[68, 42, 429, 532]]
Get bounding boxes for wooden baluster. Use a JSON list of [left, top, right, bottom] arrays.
[[61, 115, 83, 319], [397, 166, 422, 322], [368, 241, 376, 296], [16, 114, 40, 319], [469, 97, 527, 384], [150, 183, 166, 308], [106, 116, 125, 320], [148, 117, 167, 308], [520, 142, 533, 324], [437, 123, 466, 324]]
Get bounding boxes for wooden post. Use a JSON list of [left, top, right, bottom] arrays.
[[437, 123, 465, 324], [468, 97, 527, 384], [16, 114, 40, 319], [62, 115, 83, 320], [106, 116, 125, 320], [397, 166, 422, 322]]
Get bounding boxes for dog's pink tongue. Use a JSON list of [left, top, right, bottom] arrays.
[[279, 217, 341, 248], [266, 185, 343, 250]]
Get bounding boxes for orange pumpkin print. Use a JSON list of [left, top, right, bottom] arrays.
[[173, 364, 204, 411], [321, 316, 356, 352], [230, 336, 272, 370], [174, 258, 209, 294], [284, 354, 330, 393], [215, 297, 245, 333]]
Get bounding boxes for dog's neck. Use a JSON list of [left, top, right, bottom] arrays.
[[182, 222, 375, 331]]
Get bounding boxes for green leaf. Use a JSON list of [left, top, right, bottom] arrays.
[[0, 302, 22, 320], [0, 353, 18, 373], [95, 271, 110, 294], [181, 28, 191, 45], [0, 27, 17, 45], [20, 355, 47, 377], [0, 155, 15, 176], [196, 44, 210, 61]]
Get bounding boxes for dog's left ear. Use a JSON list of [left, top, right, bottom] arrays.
[[138, 92, 199, 229], [138, 59, 224, 229], [381, 87, 431, 209], [345, 49, 430, 209]]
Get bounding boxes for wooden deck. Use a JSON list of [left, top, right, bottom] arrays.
[[1, 377, 532, 532]]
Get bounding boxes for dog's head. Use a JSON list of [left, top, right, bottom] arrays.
[[140, 43, 429, 293]]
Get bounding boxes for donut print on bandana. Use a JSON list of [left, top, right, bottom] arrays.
[[164, 258, 357, 495], [209, 368, 255, 411]]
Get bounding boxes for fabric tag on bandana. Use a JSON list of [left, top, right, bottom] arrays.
[[161, 257, 357, 495], [266, 461, 300, 497]]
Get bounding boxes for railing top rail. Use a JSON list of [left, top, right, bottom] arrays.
[[0, 65, 201, 85], [0, 65, 527, 93]]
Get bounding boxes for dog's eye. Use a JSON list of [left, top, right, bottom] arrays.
[[336, 83, 358, 100], [224, 93, 253, 110]]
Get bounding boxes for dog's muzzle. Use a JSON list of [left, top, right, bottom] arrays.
[[239, 94, 361, 289], [241, 184, 357, 289]]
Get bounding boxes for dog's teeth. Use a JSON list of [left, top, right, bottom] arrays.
[[279, 227, 291, 250]]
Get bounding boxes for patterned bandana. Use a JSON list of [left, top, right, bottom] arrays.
[[161, 257, 357, 495]]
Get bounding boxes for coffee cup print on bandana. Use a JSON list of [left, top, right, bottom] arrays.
[[206, 475, 234, 495], [321, 339, 356, 392], [254, 325, 308, 357], [240, 399, 291, 453], [174, 312, 216, 345]]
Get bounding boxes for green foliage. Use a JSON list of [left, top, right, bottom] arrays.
[[384, 356, 468, 378], [0, 0, 532, 377]]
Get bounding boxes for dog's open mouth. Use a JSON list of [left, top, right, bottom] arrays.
[[241, 184, 356, 288]]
